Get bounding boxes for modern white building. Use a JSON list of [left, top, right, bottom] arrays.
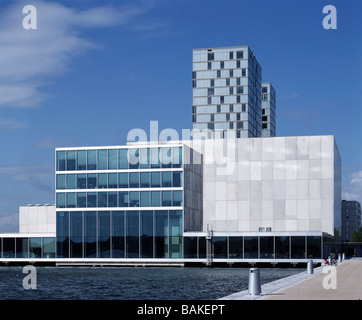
[[0, 46, 342, 266]]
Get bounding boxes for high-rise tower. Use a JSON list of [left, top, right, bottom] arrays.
[[192, 46, 262, 139]]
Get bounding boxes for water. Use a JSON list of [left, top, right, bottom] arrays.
[[0, 266, 303, 300]]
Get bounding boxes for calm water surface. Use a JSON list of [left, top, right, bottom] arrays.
[[0, 266, 303, 300]]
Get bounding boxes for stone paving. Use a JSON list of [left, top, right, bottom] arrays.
[[219, 258, 362, 300]]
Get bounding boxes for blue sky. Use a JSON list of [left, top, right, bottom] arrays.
[[0, 0, 361, 231]]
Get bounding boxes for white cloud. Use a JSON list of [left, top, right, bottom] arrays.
[[0, 117, 28, 130], [0, 163, 54, 193], [0, 0, 153, 108], [342, 170, 362, 202]]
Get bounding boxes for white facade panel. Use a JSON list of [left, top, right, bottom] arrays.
[[183, 136, 340, 236]]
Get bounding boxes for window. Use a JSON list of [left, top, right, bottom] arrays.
[[226, 113, 230, 121], [97, 212, 110, 258], [237, 95, 241, 103], [262, 94, 268, 101], [192, 80, 196, 88], [229, 51, 233, 59], [98, 192, 107, 207], [77, 151, 86, 170], [67, 193, 76, 208], [217, 105, 221, 113], [151, 172, 161, 187], [229, 70, 233, 77], [126, 212, 139, 258], [119, 192, 129, 207], [119, 149, 128, 169], [220, 61, 224, 69], [129, 149, 139, 170], [173, 171, 182, 187], [67, 151, 76, 171], [162, 191, 172, 206], [66, 174, 76, 189], [213, 237, 227, 259], [262, 86, 268, 93], [208, 52, 214, 61], [192, 71, 196, 79], [140, 191, 150, 207], [207, 62, 211, 70], [119, 172, 128, 188], [129, 172, 139, 188], [229, 105, 233, 112], [57, 151, 66, 171], [77, 174, 86, 189], [141, 211, 153, 258], [237, 86, 243, 94], [237, 78, 240, 85], [140, 172, 150, 188], [129, 191, 139, 207], [242, 69, 246, 76], [173, 190, 183, 206], [226, 78, 230, 86], [87, 192, 97, 207], [162, 171, 172, 187], [98, 150, 107, 170], [151, 191, 161, 207], [208, 88, 214, 96], [237, 60, 240, 68], [210, 79, 214, 87], [86, 150, 97, 170], [217, 70, 221, 78], [108, 149, 118, 170], [229, 87, 233, 94], [56, 175, 66, 189], [98, 173, 107, 189], [237, 51, 243, 59], [242, 104, 246, 112], [77, 193, 86, 208], [108, 173, 118, 188], [220, 96, 224, 104]]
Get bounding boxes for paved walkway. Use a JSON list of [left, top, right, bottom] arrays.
[[262, 259, 362, 300], [219, 259, 362, 300]]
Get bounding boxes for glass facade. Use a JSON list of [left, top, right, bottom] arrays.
[[55, 146, 184, 259], [183, 235, 322, 260], [56, 210, 183, 259], [0, 237, 56, 258]]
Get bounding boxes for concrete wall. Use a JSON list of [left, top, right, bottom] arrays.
[[19, 205, 56, 234], [185, 135, 340, 236]]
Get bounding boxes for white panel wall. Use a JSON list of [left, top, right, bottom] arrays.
[[19, 205, 56, 234], [186, 136, 340, 235]]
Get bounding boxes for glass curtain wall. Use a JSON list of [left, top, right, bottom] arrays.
[[56, 210, 183, 259]]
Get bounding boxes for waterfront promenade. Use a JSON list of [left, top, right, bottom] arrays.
[[219, 258, 362, 300]]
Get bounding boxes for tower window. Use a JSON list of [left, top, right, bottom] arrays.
[[237, 51, 243, 59]]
